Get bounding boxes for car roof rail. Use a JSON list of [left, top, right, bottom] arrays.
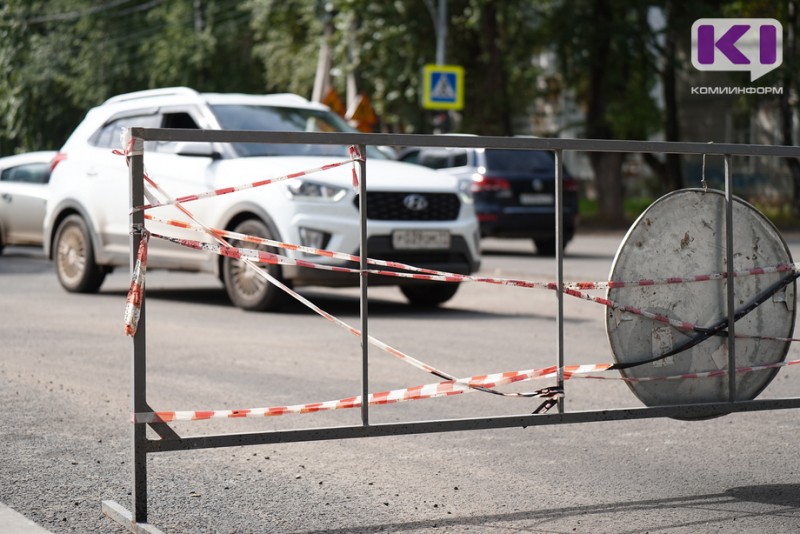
[[103, 87, 200, 105]]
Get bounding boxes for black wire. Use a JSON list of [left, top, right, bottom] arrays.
[[609, 271, 800, 371]]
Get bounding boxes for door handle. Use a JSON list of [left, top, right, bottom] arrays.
[[1, 193, 11, 202]]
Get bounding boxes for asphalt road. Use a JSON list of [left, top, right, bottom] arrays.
[[1, 233, 799, 533]]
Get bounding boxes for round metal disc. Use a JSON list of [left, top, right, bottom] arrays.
[[605, 189, 795, 410]]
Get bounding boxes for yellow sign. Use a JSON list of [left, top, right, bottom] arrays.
[[422, 64, 464, 110]]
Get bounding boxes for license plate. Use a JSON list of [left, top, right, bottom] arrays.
[[519, 193, 554, 205], [392, 230, 451, 250]]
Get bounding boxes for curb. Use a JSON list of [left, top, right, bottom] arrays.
[[0, 503, 53, 533]]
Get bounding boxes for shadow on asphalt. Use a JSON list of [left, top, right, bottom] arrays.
[[0, 248, 52, 274], [295, 484, 800, 534]]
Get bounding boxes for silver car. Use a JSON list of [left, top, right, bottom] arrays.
[[44, 88, 481, 310], [0, 151, 55, 253]]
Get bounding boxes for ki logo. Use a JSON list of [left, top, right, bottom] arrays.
[[691, 18, 783, 82]]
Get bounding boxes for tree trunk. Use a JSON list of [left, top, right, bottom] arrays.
[[585, 0, 625, 224], [590, 152, 626, 225], [476, 1, 512, 136]]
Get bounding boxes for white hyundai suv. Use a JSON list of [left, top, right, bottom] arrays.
[[44, 87, 481, 310]]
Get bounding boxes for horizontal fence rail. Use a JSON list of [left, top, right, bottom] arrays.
[[136, 127, 800, 157]]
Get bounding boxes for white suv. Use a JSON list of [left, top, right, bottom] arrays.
[[44, 87, 481, 310]]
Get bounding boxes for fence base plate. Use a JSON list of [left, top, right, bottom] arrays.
[[102, 500, 165, 534]]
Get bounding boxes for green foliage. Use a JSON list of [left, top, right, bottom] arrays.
[[543, 0, 662, 141], [0, 1, 83, 153], [2, 0, 794, 204], [0, 0, 262, 155], [0, 0, 670, 154], [246, 0, 321, 96], [449, 0, 544, 134]]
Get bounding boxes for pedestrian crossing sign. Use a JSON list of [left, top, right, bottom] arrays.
[[422, 64, 464, 110]]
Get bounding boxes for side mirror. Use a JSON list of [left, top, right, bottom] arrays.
[[174, 142, 221, 159]]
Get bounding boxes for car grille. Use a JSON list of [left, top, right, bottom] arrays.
[[354, 192, 461, 221]]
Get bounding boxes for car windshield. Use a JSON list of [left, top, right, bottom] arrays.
[[210, 104, 385, 159], [484, 149, 554, 172]]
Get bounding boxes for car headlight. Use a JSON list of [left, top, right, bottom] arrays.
[[286, 179, 347, 202], [458, 178, 474, 204]]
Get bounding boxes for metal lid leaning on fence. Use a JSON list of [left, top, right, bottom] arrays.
[[606, 189, 796, 410]]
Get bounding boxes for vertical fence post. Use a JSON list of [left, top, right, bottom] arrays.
[[554, 149, 565, 413], [358, 145, 369, 426], [724, 154, 737, 402], [128, 132, 148, 523]]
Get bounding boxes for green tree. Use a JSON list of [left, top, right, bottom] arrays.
[[544, 0, 661, 224], [0, 0, 263, 155], [448, 0, 542, 135], [246, 0, 544, 135], [142, 0, 263, 92], [0, 1, 85, 153]]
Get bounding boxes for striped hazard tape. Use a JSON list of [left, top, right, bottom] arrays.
[[123, 229, 149, 336], [146, 230, 800, 346], [143, 213, 800, 292], [119, 141, 550, 402], [129, 154, 363, 212], [134, 358, 800, 424], [134, 365, 582, 423]]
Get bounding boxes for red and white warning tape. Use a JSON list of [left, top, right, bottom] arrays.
[[146, 229, 800, 345], [120, 140, 541, 401], [143, 213, 800, 293], [130, 155, 363, 212], [135, 357, 800, 423], [123, 229, 149, 336], [135, 366, 564, 423]]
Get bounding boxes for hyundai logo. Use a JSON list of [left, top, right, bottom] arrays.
[[532, 179, 544, 191], [403, 194, 429, 211]]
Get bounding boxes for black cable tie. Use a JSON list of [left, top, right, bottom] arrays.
[[129, 223, 146, 236]]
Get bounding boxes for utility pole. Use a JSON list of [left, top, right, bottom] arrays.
[[436, 0, 447, 65], [312, 2, 335, 103], [346, 18, 358, 110], [425, 0, 447, 65], [433, 0, 449, 133]]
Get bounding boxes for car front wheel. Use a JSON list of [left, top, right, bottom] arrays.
[[400, 282, 460, 308], [222, 219, 290, 311], [54, 214, 106, 293]]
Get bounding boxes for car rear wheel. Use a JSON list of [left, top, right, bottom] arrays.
[[534, 238, 557, 256], [54, 214, 106, 293], [400, 282, 460, 308], [222, 219, 290, 311]]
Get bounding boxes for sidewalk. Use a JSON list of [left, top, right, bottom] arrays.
[[0, 503, 53, 533]]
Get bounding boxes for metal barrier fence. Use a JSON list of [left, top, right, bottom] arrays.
[[103, 129, 800, 533]]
